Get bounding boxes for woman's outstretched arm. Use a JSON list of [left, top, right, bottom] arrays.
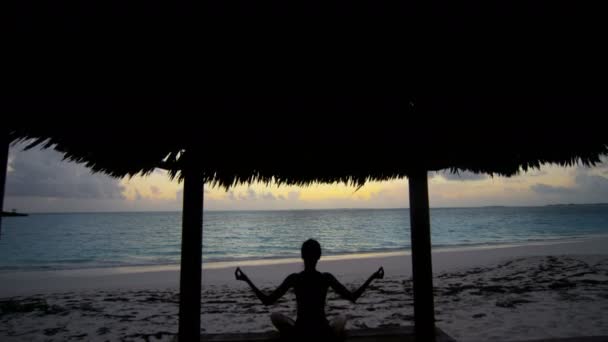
[[235, 267, 296, 306], [327, 266, 384, 303]]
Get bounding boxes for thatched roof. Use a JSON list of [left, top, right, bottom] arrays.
[[4, 1, 607, 187], [5, 95, 607, 188]]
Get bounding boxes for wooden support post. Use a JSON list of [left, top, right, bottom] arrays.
[[408, 170, 436, 341], [178, 164, 204, 341]]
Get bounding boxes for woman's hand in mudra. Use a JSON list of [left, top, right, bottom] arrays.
[[373, 266, 384, 280], [235, 267, 250, 282]]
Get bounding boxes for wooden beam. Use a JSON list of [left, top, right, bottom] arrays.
[[199, 326, 458, 342], [178, 164, 204, 341], [408, 170, 436, 341]]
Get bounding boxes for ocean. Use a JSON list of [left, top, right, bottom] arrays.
[[1, 206, 607, 271]]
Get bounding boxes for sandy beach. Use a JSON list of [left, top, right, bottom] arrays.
[[1, 237, 608, 341]]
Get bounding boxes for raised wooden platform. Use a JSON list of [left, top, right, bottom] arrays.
[[198, 326, 457, 342]]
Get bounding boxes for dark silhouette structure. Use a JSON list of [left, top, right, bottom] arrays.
[[235, 239, 383, 340], [3, 1, 608, 340], [1, 210, 28, 217], [0, 129, 8, 238]]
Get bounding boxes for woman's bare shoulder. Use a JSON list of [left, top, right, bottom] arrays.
[[321, 272, 337, 281]]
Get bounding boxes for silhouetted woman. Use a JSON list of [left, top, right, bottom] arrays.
[[235, 239, 384, 340]]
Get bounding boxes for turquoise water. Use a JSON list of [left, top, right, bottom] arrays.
[[1, 206, 607, 271]]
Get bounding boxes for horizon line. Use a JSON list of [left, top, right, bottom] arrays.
[[16, 202, 608, 215]]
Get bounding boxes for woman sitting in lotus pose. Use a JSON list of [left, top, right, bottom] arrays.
[[235, 239, 384, 340]]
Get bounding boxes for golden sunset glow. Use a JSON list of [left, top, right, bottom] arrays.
[[121, 171, 182, 201], [115, 161, 600, 210]]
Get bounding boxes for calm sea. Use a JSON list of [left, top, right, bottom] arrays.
[[1, 206, 607, 271]]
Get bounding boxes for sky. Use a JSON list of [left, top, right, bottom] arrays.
[[4, 143, 608, 213]]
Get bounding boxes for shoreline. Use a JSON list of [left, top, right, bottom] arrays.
[[2, 236, 608, 298], [1, 237, 608, 341], [2, 234, 605, 274]]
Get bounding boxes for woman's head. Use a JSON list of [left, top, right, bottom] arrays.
[[301, 239, 321, 268]]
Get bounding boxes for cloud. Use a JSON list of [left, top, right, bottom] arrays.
[[238, 188, 257, 201], [288, 191, 300, 200], [150, 186, 161, 195], [439, 171, 487, 181], [595, 160, 608, 176], [261, 192, 276, 200], [574, 174, 608, 197], [529, 172, 608, 202], [224, 188, 276, 201], [527, 170, 548, 177], [530, 183, 575, 195], [5, 145, 125, 199]]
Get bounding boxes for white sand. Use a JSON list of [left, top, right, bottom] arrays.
[[1, 237, 608, 341]]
